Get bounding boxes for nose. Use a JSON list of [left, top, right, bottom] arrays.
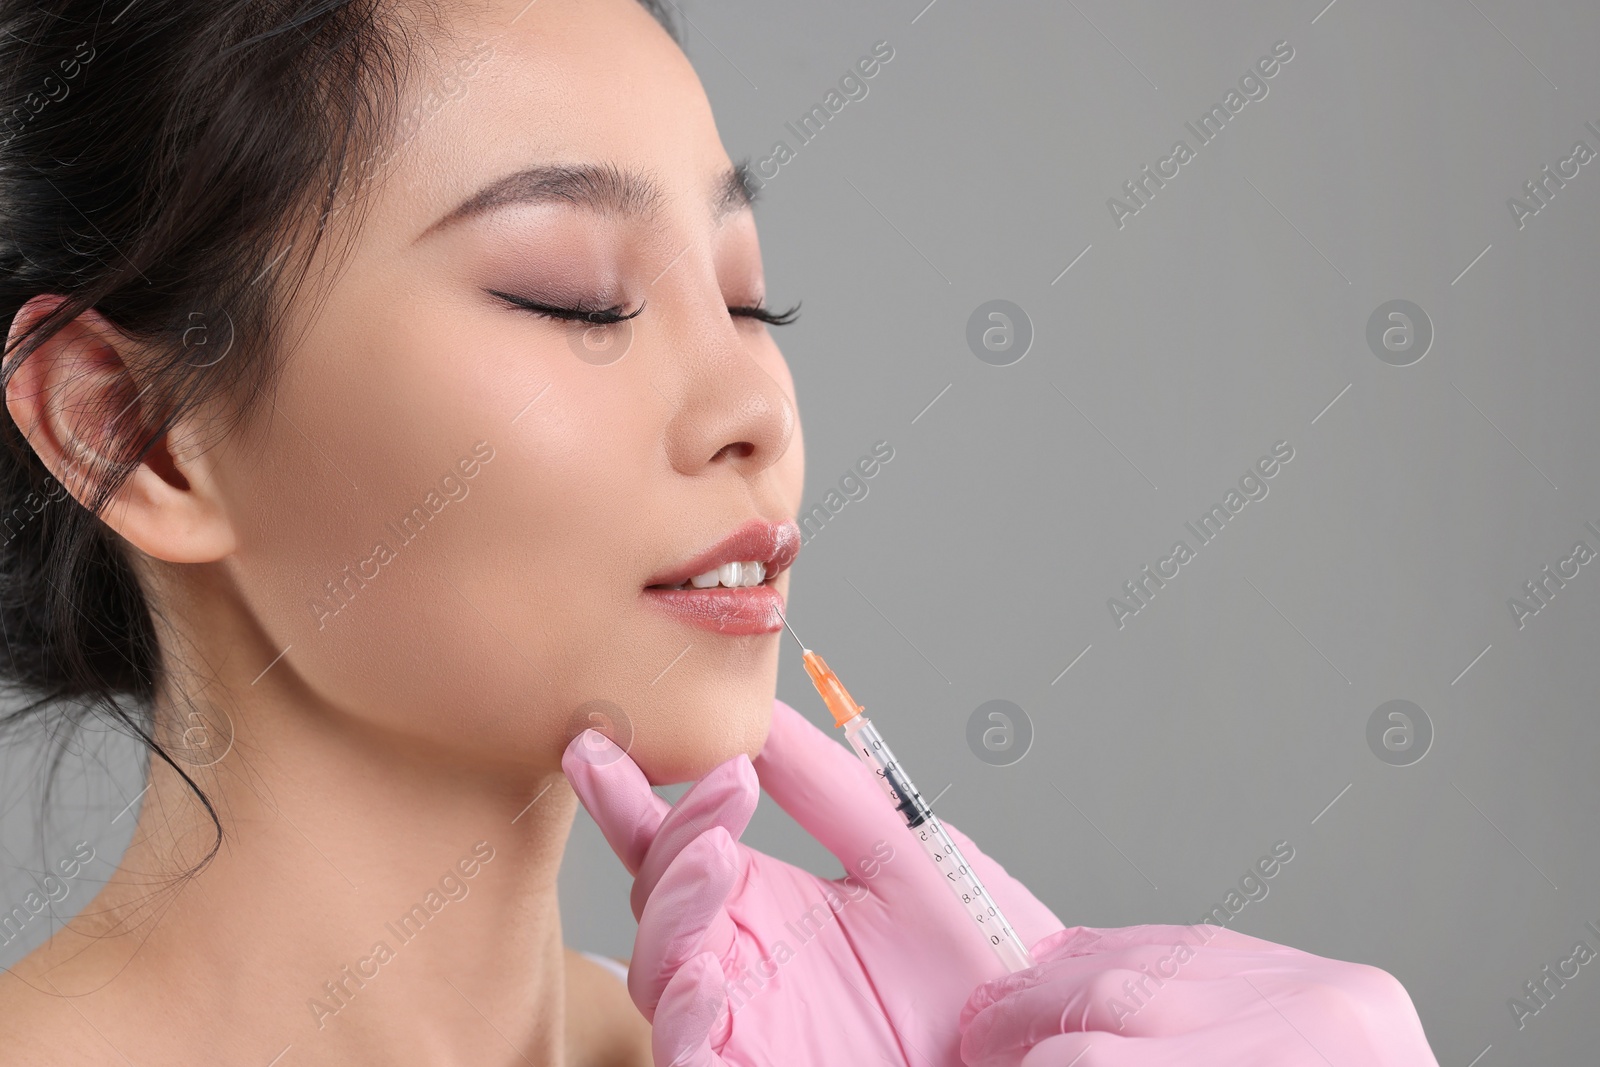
[[661, 319, 795, 478]]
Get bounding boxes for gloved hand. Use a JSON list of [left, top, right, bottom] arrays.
[[561, 697, 1065, 1067], [958, 923, 1440, 1066]]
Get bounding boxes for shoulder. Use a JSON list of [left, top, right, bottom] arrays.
[[564, 947, 651, 1067]]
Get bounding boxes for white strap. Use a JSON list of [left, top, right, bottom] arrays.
[[578, 949, 629, 985]]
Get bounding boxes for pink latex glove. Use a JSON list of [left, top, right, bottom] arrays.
[[561, 697, 1065, 1066], [959, 923, 1440, 1066]]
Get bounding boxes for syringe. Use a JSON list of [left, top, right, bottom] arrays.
[[779, 614, 1035, 974]]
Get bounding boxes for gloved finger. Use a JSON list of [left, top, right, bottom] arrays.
[[1012, 1032, 1128, 1067], [629, 825, 742, 1021], [631, 753, 759, 921], [751, 698, 913, 884], [958, 930, 1096, 1034], [968, 965, 1137, 1053], [967, 956, 1437, 1067], [1023, 925, 1107, 963], [1007, 1016, 1370, 1067], [962, 1027, 1126, 1067], [940, 817, 1065, 954], [962, 951, 1183, 1051], [965, 960, 1291, 1052], [963, 927, 1295, 1030], [651, 951, 732, 1067], [563, 728, 672, 875], [1032, 923, 1279, 964]]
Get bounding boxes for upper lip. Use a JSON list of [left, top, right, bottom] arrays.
[[645, 519, 801, 588]]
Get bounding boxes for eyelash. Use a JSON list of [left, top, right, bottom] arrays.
[[488, 289, 800, 327], [730, 301, 801, 326]]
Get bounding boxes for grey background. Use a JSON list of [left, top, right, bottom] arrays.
[[5, 1, 1598, 1063]]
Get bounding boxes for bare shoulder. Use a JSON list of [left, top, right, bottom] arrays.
[[564, 947, 652, 1067]]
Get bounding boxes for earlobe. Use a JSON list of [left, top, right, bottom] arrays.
[[4, 294, 237, 564]]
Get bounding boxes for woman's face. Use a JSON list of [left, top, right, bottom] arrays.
[[206, 0, 804, 783]]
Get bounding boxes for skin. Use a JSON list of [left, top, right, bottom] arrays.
[[0, 0, 802, 1063]]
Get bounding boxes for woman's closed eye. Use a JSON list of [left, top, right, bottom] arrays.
[[487, 288, 644, 325], [728, 301, 800, 326], [487, 288, 800, 327]]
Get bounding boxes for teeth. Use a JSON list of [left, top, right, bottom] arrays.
[[680, 561, 766, 590]]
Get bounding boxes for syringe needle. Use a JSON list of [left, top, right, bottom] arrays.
[[776, 608, 809, 654]]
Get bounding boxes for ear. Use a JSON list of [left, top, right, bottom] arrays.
[[4, 294, 237, 563]]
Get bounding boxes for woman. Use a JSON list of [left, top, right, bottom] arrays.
[[0, 0, 1439, 1062]]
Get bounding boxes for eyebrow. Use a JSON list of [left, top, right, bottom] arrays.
[[417, 158, 759, 241]]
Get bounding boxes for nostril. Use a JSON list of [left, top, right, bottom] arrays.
[[711, 441, 755, 462]]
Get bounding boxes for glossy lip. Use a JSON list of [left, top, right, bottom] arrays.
[[642, 585, 787, 636], [642, 518, 801, 590], [641, 519, 800, 637]]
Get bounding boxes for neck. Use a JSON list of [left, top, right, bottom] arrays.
[[46, 684, 580, 1066]]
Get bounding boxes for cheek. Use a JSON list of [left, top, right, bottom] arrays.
[[218, 294, 646, 762], [217, 292, 805, 778]]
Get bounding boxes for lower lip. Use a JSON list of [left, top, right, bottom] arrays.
[[642, 585, 785, 636]]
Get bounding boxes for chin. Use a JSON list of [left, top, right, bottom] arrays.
[[630, 690, 774, 785]]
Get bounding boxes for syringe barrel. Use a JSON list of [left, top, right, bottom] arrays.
[[842, 714, 1034, 973]]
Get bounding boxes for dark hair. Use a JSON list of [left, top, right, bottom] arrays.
[[0, 0, 679, 862]]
